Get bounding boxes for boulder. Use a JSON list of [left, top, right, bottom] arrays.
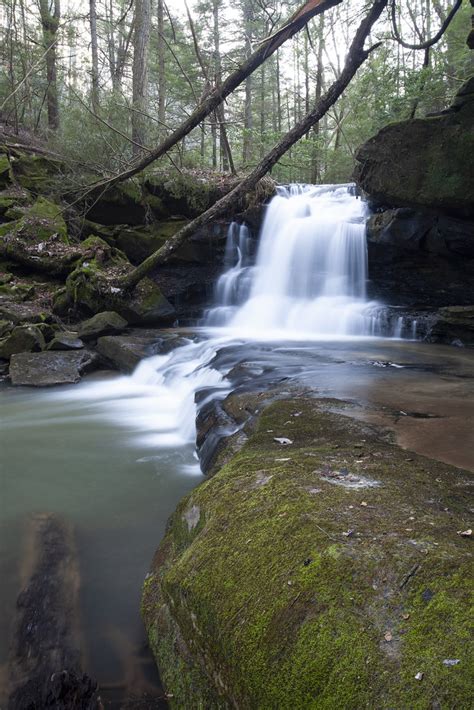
[[96, 332, 164, 372], [9, 350, 98, 386], [62, 240, 175, 325], [78, 311, 128, 340], [47, 332, 84, 351], [84, 181, 147, 225], [0, 301, 53, 324], [427, 306, 474, 346], [143, 396, 473, 709], [0, 151, 12, 188], [354, 77, 474, 217], [8, 149, 63, 192], [0, 196, 68, 244], [0, 325, 45, 358]]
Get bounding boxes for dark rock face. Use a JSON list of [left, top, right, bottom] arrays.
[[9, 350, 98, 386], [354, 77, 474, 218], [426, 306, 474, 345]]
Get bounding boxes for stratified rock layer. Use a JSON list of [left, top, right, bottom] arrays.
[[142, 396, 473, 709]]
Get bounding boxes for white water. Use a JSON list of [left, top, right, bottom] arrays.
[[40, 184, 409, 460], [206, 184, 390, 337]]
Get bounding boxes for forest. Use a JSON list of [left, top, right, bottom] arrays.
[[0, 1, 473, 709], [1, 0, 472, 184]]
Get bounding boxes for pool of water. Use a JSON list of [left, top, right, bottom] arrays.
[[1, 334, 473, 707]]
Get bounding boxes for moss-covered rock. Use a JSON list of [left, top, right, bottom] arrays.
[[60, 236, 175, 325], [115, 221, 189, 264], [354, 76, 474, 217], [143, 397, 473, 709], [8, 149, 63, 193], [427, 306, 474, 346], [0, 196, 68, 244], [78, 311, 128, 340], [0, 325, 45, 359], [84, 181, 147, 226], [0, 152, 13, 189], [0, 186, 33, 218]]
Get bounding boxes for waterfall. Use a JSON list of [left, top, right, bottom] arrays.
[[206, 183, 389, 337]]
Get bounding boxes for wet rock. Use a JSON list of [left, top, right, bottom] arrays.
[[367, 208, 474, 258], [78, 310, 128, 340], [47, 332, 84, 351], [6, 513, 100, 709], [9, 350, 98, 386], [427, 306, 474, 346], [0, 325, 45, 358], [143, 397, 473, 708], [96, 332, 165, 372]]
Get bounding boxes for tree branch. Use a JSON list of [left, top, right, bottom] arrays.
[[120, 0, 388, 292]]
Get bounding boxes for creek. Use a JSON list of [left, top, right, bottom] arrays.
[[1, 185, 473, 707]]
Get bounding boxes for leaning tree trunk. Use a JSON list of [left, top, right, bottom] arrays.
[[132, 0, 151, 154], [39, 0, 60, 131], [120, 0, 389, 292], [77, 0, 343, 198]]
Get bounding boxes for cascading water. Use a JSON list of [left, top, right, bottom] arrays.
[[47, 184, 412, 458], [206, 184, 391, 337]]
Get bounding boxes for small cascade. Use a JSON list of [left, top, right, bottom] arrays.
[[207, 184, 394, 338], [205, 223, 254, 326]]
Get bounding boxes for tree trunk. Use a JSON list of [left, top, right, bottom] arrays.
[[120, 0, 388, 291], [242, 0, 254, 165], [39, 0, 60, 131], [89, 0, 99, 112], [80, 0, 343, 195], [132, 0, 151, 154], [157, 0, 166, 137]]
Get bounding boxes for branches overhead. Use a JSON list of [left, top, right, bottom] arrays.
[[389, 0, 463, 50], [77, 0, 343, 197], [120, 0, 389, 292]]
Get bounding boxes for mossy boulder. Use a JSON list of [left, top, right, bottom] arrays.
[[0, 325, 45, 359], [0, 151, 13, 189], [143, 396, 473, 709], [78, 311, 128, 340], [0, 187, 33, 218], [114, 221, 188, 264], [8, 149, 63, 193], [0, 196, 68, 244], [60, 236, 175, 325], [354, 76, 474, 217]]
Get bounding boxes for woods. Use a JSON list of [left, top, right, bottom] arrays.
[[1, 0, 471, 186]]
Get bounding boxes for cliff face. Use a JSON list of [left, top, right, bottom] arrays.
[[354, 77, 474, 345], [354, 77, 474, 218]]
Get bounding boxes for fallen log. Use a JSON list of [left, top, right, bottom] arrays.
[[7, 513, 100, 710], [121, 0, 388, 291]]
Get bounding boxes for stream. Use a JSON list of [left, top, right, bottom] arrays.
[[1, 185, 473, 707]]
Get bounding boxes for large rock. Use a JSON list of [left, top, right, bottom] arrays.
[[9, 350, 98, 386], [142, 396, 473, 708], [78, 310, 128, 340], [96, 332, 165, 372], [84, 182, 147, 225], [354, 77, 474, 217], [0, 325, 45, 359], [8, 148, 64, 192]]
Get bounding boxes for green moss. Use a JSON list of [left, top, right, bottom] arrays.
[[0, 197, 68, 244], [143, 398, 474, 708], [0, 154, 12, 189], [9, 151, 63, 192]]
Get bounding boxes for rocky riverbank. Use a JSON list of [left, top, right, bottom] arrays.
[[0, 144, 272, 385]]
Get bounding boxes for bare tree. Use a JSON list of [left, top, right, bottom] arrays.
[[39, 0, 61, 130], [89, 0, 99, 112], [132, 0, 151, 154]]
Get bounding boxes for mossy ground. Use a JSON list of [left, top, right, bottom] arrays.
[[142, 397, 473, 709]]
